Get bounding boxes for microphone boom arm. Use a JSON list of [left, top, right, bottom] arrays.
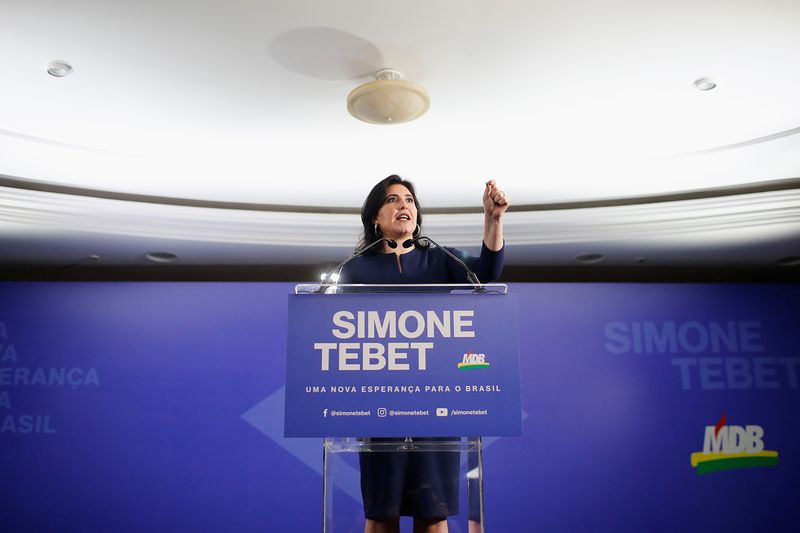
[[404, 236, 484, 290], [318, 238, 397, 292]]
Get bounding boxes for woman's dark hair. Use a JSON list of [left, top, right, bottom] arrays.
[[356, 175, 423, 254]]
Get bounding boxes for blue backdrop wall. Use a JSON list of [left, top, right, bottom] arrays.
[[1, 282, 797, 532]]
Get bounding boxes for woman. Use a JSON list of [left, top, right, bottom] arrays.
[[341, 175, 508, 285], [339, 175, 510, 533]]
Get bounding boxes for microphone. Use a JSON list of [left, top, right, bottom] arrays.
[[317, 238, 397, 292], [403, 236, 483, 289]]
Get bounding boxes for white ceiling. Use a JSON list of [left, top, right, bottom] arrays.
[[1, 0, 799, 269]]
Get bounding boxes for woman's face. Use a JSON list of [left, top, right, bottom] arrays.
[[373, 183, 418, 240]]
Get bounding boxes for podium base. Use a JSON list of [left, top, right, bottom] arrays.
[[323, 437, 484, 533]]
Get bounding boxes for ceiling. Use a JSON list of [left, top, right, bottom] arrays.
[[1, 0, 799, 274]]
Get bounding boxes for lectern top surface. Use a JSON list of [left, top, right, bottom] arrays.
[[294, 283, 508, 295]]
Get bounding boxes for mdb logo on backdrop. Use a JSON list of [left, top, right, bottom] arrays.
[[457, 351, 490, 370], [690, 412, 779, 475]]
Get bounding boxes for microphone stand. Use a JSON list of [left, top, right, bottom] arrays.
[[317, 238, 397, 293], [403, 236, 485, 292]]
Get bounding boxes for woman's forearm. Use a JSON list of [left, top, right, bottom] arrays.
[[483, 213, 504, 251]]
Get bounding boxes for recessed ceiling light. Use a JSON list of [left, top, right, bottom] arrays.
[[46, 60, 73, 77], [693, 77, 716, 91], [145, 251, 178, 263], [575, 253, 605, 264], [776, 256, 800, 266]]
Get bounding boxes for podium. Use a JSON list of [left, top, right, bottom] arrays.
[[287, 284, 520, 533]]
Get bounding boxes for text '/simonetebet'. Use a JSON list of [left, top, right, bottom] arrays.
[[314, 310, 475, 371]]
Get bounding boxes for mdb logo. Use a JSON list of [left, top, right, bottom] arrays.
[[690, 412, 779, 475], [436, 407, 448, 417], [457, 351, 490, 371]]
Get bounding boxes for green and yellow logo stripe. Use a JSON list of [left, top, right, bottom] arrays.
[[457, 361, 490, 371], [690, 451, 778, 475]]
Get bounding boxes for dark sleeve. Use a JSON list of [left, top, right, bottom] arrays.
[[446, 241, 505, 283]]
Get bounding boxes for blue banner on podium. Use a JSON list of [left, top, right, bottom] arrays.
[[284, 292, 521, 437]]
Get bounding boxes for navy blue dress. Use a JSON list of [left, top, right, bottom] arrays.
[[339, 242, 504, 519], [339, 242, 504, 285]]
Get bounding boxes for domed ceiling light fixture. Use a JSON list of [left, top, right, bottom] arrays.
[[347, 68, 430, 124]]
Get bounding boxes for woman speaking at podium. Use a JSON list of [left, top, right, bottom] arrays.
[[339, 175, 509, 533]]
